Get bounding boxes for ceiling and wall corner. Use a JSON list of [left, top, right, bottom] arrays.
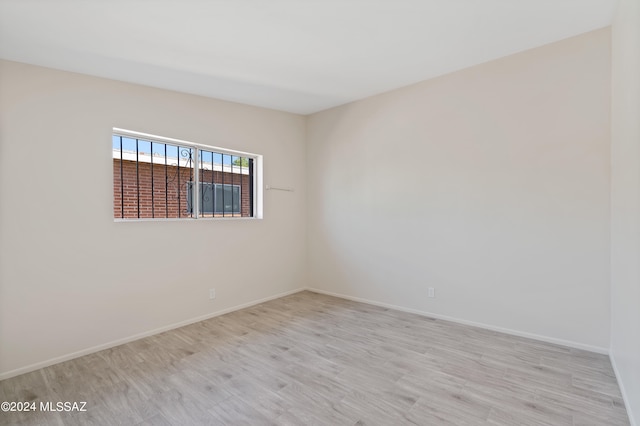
[[0, 0, 618, 114]]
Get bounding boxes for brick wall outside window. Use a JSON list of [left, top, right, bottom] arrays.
[[113, 159, 250, 219]]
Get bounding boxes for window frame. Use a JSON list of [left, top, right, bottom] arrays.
[[113, 128, 263, 221]]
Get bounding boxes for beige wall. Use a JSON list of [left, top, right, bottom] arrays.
[[611, 0, 640, 423], [0, 60, 307, 378], [307, 29, 612, 350]]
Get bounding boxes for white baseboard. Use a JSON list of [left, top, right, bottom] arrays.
[[305, 287, 609, 354], [610, 353, 637, 426], [0, 288, 305, 381]]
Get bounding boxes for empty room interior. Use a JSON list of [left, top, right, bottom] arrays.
[[0, 0, 639, 425]]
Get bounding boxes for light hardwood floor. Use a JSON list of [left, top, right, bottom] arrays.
[[0, 291, 629, 425]]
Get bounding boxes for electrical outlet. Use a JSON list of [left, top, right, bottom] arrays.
[[209, 288, 216, 300], [428, 287, 435, 298]]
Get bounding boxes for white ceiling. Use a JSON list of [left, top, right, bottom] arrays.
[[0, 0, 617, 114]]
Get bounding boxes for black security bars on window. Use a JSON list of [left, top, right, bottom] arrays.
[[135, 138, 140, 218], [221, 153, 226, 217], [249, 158, 254, 217], [210, 151, 214, 217], [114, 135, 254, 219], [232, 156, 237, 217], [176, 145, 181, 218], [164, 144, 168, 218], [231, 156, 235, 217], [119, 136, 124, 219], [200, 150, 204, 218], [150, 141, 154, 218]]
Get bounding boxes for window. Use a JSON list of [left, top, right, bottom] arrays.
[[187, 183, 241, 215], [112, 129, 261, 220]]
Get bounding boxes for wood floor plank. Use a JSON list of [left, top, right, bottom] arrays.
[[0, 291, 630, 425]]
